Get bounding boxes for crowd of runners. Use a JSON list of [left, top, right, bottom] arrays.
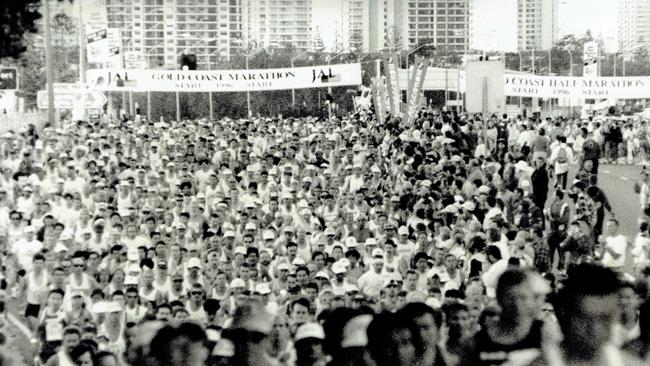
[[0, 109, 649, 366]]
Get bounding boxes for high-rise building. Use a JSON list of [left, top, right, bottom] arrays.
[[363, 0, 470, 52], [245, 0, 312, 50], [618, 0, 650, 57], [516, 0, 558, 51], [105, 0, 223, 69], [470, 0, 557, 51], [342, 0, 370, 52], [403, 0, 470, 51], [104, 0, 312, 70], [365, 0, 406, 52]]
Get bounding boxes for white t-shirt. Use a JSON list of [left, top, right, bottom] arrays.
[[602, 234, 627, 269], [12, 239, 43, 271]]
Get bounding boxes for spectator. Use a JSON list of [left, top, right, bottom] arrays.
[[530, 263, 644, 365]]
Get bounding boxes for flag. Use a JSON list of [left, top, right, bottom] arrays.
[[372, 78, 386, 125], [382, 53, 401, 116], [406, 57, 431, 125]]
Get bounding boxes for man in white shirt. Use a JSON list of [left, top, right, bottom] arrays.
[[357, 257, 385, 300], [549, 135, 574, 190], [481, 245, 509, 298], [12, 226, 43, 272], [600, 218, 627, 271]]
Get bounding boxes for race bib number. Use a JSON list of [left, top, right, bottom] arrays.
[[45, 318, 63, 341]]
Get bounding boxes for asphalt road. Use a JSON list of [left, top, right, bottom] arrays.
[[598, 163, 644, 239]]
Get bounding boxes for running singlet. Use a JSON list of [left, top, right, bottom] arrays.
[[26, 271, 49, 305], [471, 320, 543, 366]]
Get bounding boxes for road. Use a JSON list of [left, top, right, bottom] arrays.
[[598, 163, 644, 239]]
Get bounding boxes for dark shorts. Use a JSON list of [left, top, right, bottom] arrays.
[[25, 303, 41, 318]]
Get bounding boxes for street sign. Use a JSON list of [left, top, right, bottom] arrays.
[[87, 29, 107, 44], [52, 83, 89, 90], [37, 89, 107, 109], [124, 51, 146, 69], [583, 41, 599, 78], [0, 67, 18, 90]]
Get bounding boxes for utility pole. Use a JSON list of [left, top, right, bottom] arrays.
[[43, 0, 56, 126], [78, 1, 86, 83]]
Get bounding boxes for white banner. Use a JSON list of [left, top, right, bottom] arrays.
[[504, 74, 650, 99], [398, 67, 465, 93], [86, 64, 362, 92]]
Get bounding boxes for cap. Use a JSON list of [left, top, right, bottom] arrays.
[[341, 315, 373, 348], [332, 263, 347, 275], [186, 257, 202, 269], [371, 248, 384, 258], [295, 322, 325, 342], [124, 276, 139, 286], [254, 283, 272, 295], [234, 246, 247, 256], [212, 339, 235, 357], [277, 262, 290, 271], [315, 271, 330, 281], [365, 238, 377, 246], [344, 237, 358, 248], [230, 278, 246, 288], [244, 222, 257, 231], [104, 301, 123, 313], [262, 230, 275, 240], [397, 226, 409, 236]]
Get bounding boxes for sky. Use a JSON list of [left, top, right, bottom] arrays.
[[558, 0, 619, 51], [312, 0, 342, 51], [311, 0, 622, 53]]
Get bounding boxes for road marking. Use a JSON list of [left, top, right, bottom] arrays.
[[621, 177, 629, 181], [6, 313, 32, 340]]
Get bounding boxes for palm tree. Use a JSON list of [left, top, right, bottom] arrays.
[[50, 13, 76, 64]]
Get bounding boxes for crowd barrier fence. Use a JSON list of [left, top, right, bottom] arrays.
[[0, 113, 48, 135]]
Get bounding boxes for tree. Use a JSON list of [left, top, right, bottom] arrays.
[[51, 13, 76, 48], [385, 26, 403, 53], [0, 0, 42, 58], [311, 26, 325, 52], [349, 29, 363, 55], [626, 46, 650, 76], [50, 12, 76, 65], [1, 0, 73, 59], [333, 23, 344, 52], [3, 33, 77, 109]]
